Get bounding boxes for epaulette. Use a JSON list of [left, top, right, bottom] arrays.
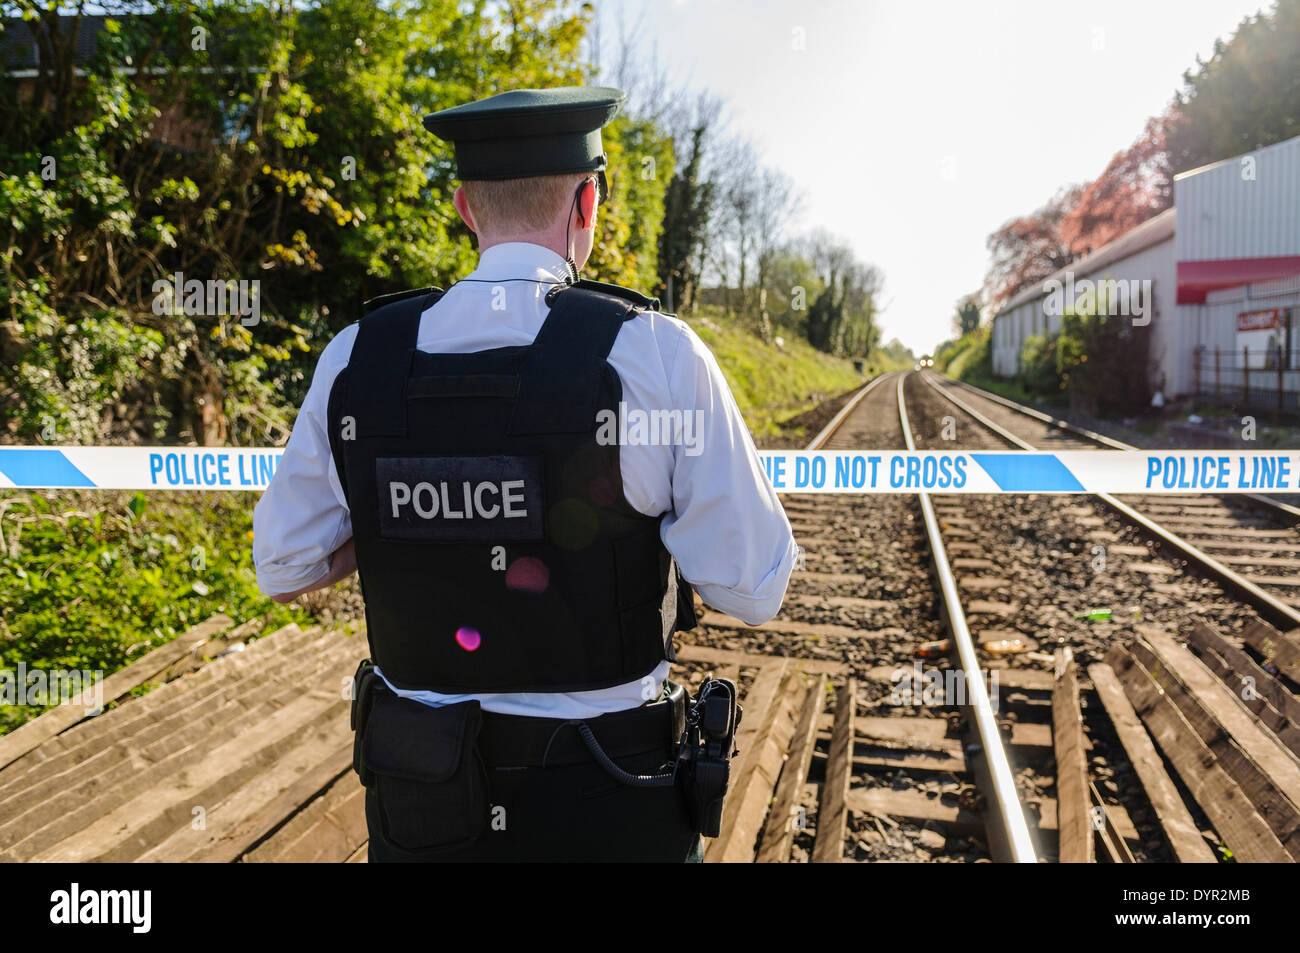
[[547, 278, 665, 313], [362, 286, 443, 315]]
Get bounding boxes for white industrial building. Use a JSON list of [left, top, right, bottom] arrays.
[[991, 134, 1300, 408]]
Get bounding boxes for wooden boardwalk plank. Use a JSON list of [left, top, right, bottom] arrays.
[[1052, 648, 1093, 863], [1187, 622, 1300, 758], [1107, 645, 1289, 863], [675, 643, 849, 675], [0, 613, 234, 772], [1241, 619, 1300, 685], [706, 660, 796, 862], [1088, 662, 1215, 863], [1131, 629, 1300, 858], [757, 674, 826, 863], [811, 678, 856, 863]]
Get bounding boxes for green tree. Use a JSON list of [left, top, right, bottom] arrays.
[[953, 296, 981, 337], [0, 0, 620, 445], [1166, 0, 1300, 174]]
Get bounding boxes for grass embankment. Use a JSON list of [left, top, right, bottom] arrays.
[[686, 308, 876, 438], [0, 491, 308, 733], [1, 310, 879, 733]]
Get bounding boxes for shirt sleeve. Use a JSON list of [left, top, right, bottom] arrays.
[[658, 320, 798, 625], [252, 326, 358, 596]]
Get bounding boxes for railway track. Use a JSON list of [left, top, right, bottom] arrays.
[[926, 372, 1300, 627], [697, 368, 1300, 863], [2, 371, 1298, 863], [892, 370, 1300, 862]]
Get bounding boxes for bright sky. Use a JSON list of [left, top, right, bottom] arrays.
[[595, 0, 1273, 355]]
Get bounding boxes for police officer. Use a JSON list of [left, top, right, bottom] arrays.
[[252, 86, 798, 862]]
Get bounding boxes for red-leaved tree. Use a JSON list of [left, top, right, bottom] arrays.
[[983, 184, 1084, 313], [1058, 113, 1174, 258]]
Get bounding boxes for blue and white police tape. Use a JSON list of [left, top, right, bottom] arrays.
[[755, 450, 1300, 494], [1, 446, 1298, 494], [0, 447, 284, 490]]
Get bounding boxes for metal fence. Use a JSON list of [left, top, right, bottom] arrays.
[[1193, 345, 1300, 412]]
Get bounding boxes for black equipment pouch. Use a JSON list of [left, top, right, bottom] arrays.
[[350, 659, 380, 787], [359, 690, 489, 855], [680, 677, 741, 837]]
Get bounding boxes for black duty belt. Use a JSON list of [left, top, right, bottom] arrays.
[[478, 686, 684, 769]]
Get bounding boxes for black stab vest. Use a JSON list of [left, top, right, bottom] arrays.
[[326, 281, 696, 693]]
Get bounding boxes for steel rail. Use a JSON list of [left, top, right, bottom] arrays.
[[894, 372, 1038, 863], [921, 372, 1300, 631], [806, 372, 895, 451]]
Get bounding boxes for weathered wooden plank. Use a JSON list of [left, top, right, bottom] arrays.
[[675, 643, 849, 675], [811, 678, 856, 863], [813, 741, 966, 774], [698, 610, 872, 642], [1052, 648, 1093, 863], [1187, 621, 1300, 758], [815, 713, 1051, 751], [1241, 619, 1300, 683], [1107, 645, 1289, 863], [706, 661, 795, 862], [1090, 781, 1136, 863], [0, 613, 234, 772], [1130, 630, 1300, 858], [177, 742, 354, 862], [757, 674, 826, 863], [245, 773, 367, 863], [138, 727, 354, 862], [1087, 662, 1216, 863], [845, 787, 982, 832], [33, 691, 350, 862]]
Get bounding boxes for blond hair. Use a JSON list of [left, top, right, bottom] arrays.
[[462, 172, 594, 233]]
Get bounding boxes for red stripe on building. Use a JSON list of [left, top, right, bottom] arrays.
[[1176, 256, 1300, 304]]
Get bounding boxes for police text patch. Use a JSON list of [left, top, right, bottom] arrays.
[[376, 456, 545, 542]]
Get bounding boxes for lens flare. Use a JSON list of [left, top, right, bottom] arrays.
[[455, 627, 481, 652], [505, 556, 550, 593]]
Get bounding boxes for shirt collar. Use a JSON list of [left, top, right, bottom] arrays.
[[472, 242, 572, 284]]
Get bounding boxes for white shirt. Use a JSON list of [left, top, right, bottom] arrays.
[[253, 242, 797, 717]]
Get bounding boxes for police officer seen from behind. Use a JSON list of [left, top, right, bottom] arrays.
[[253, 87, 797, 862]]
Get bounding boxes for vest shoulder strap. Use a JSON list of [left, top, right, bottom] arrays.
[[362, 285, 443, 315], [556, 278, 662, 312], [509, 283, 645, 435], [347, 286, 445, 437]]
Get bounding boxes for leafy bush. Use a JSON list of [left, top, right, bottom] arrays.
[[939, 325, 991, 381], [1018, 333, 1061, 397]]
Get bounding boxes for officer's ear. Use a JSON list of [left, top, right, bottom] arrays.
[[575, 177, 598, 229], [453, 185, 478, 234]]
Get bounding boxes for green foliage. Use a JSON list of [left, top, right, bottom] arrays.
[[656, 123, 714, 310], [1052, 307, 1152, 416], [0, 490, 307, 733], [1018, 333, 1061, 397], [0, 0, 598, 444], [936, 325, 991, 381], [1166, 0, 1300, 174], [687, 309, 864, 437], [764, 234, 882, 359], [589, 116, 673, 291], [876, 338, 916, 370], [954, 297, 981, 337]]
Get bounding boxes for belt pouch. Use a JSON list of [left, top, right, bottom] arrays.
[[360, 693, 488, 854]]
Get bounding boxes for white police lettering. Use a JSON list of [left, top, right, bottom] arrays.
[[390, 479, 529, 520]]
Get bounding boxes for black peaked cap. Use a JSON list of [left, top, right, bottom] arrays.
[[423, 86, 626, 181]]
